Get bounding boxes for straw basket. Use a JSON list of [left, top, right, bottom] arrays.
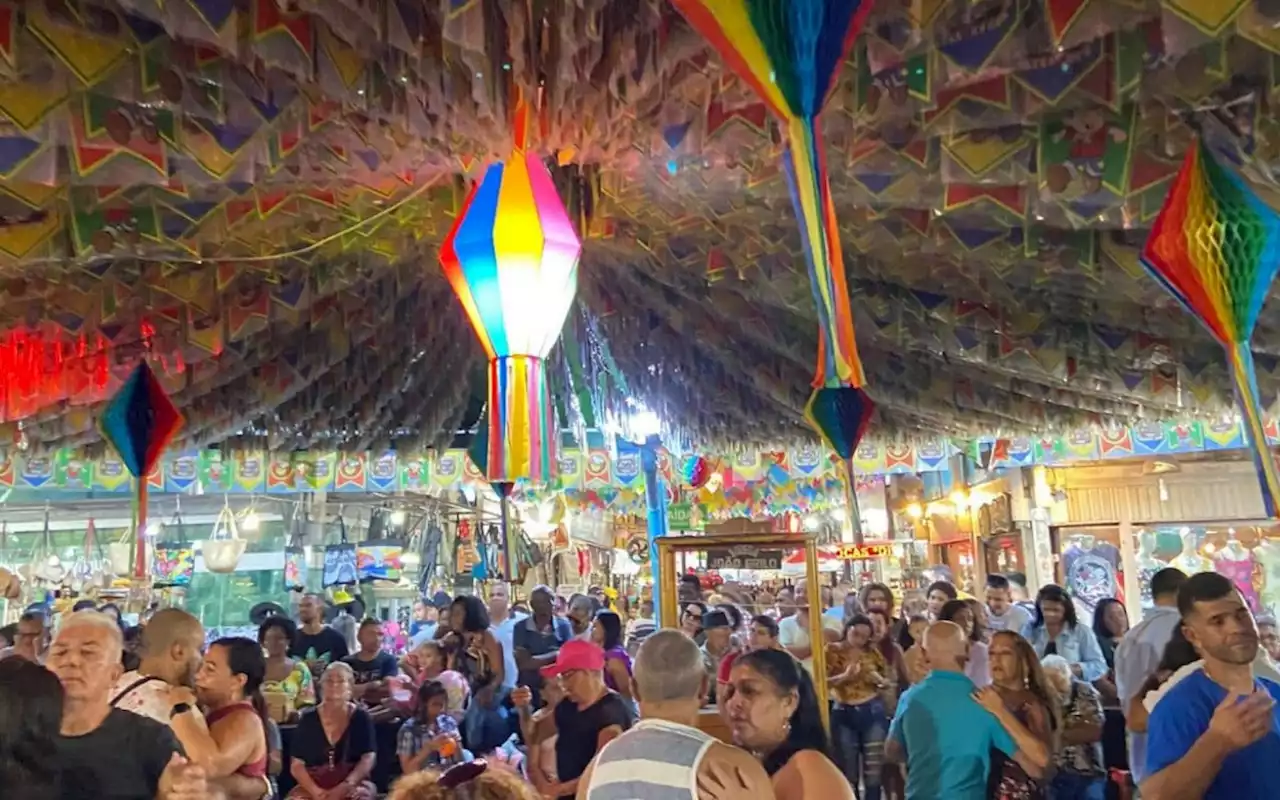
[[107, 541, 134, 576], [201, 503, 246, 574]]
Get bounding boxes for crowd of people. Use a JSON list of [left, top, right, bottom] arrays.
[[0, 565, 1277, 799]]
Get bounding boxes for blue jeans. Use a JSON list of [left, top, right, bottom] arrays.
[[463, 686, 512, 754], [831, 697, 887, 800], [1050, 771, 1106, 800]]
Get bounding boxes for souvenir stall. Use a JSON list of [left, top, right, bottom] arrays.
[[913, 498, 979, 596], [1043, 458, 1278, 620], [657, 531, 832, 740], [974, 489, 1024, 576]]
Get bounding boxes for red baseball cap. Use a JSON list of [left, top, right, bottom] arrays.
[[540, 639, 605, 678]]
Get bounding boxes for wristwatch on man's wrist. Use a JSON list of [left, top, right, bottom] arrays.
[[170, 702, 193, 718]]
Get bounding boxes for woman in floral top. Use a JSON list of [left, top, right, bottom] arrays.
[[259, 617, 316, 719], [825, 614, 892, 800], [1041, 655, 1106, 800]]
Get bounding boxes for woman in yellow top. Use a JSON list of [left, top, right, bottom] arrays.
[[825, 614, 891, 800], [259, 617, 317, 721]]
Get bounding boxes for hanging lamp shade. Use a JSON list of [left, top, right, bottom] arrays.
[[439, 95, 581, 485]]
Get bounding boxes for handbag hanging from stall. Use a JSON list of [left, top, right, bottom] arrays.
[[417, 512, 443, 595], [283, 505, 309, 592], [202, 497, 247, 574], [322, 511, 358, 587], [357, 507, 405, 583], [153, 501, 194, 588]]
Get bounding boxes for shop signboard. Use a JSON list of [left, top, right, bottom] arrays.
[[835, 543, 893, 560], [706, 546, 783, 571], [668, 502, 700, 531]]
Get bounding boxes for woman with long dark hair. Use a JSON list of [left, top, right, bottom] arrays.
[[1091, 598, 1128, 674], [976, 631, 1057, 800], [172, 636, 270, 797], [1021, 585, 1107, 684], [589, 610, 634, 708], [1089, 597, 1129, 777], [938, 599, 991, 686], [825, 615, 891, 799], [446, 595, 508, 754], [0, 658, 63, 800], [723, 648, 853, 800]]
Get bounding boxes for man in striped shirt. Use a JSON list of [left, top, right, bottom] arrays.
[[578, 629, 773, 800]]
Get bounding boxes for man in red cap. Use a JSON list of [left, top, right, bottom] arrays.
[[512, 639, 633, 799]]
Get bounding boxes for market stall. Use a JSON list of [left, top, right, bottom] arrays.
[[657, 531, 831, 737]]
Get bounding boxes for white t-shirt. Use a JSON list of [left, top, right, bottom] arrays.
[[490, 612, 525, 690], [778, 614, 843, 673], [986, 603, 1033, 634], [109, 671, 175, 724]]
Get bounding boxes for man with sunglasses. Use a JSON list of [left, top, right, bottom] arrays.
[[0, 610, 47, 663], [513, 639, 633, 798]]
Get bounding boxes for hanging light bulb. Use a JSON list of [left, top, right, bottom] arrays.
[[390, 509, 407, 527]]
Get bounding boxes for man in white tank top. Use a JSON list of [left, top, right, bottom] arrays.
[[578, 629, 774, 800]]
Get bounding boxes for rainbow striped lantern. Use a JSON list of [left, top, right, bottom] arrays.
[[671, 0, 876, 541], [1143, 139, 1280, 517], [439, 97, 580, 491]]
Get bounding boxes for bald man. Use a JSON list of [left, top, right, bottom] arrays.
[[111, 608, 206, 723], [886, 622, 1048, 800], [577, 629, 774, 800]]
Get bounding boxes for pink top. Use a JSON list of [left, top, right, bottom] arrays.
[[966, 640, 992, 687]]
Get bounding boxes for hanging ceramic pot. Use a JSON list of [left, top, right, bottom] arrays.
[[202, 499, 247, 574]]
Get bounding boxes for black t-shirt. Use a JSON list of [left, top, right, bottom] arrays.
[[57, 708, 183, 799], [290, 626, 350, 665], [553, 691, 633, 793], [292, 705, 376, 768], [342, 651, 399, 685]]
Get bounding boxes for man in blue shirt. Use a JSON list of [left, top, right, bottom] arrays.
[[1143, 572, 1280, 800], [887, 621, 1046, 800]]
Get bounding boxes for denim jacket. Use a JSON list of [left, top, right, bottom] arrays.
[[1020, 621, 1108, 682]]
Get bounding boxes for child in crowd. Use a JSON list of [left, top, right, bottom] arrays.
[[901, 615, 931, 685], [398, 681, 465, 774]]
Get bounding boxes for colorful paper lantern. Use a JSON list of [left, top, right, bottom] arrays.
[[1142, 140, 1280, 517], [671, 1, 876, 538], [440, 96, 581, 486], [681, 454, 712, 489], [99, 360, 184, 578]]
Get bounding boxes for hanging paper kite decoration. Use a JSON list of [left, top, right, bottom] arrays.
[[439, 92, 581, 491], [1142, 139, 1280, 517], [99, 360, 185, 578], [670, 0, 874, 540]]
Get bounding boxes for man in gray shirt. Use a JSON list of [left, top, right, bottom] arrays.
[[985, 574, 1032, 634]]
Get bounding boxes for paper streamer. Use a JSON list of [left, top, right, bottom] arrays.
[[671, 0, 872, 391]]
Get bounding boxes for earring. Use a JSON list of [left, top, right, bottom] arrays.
[[783, 720, 791, 736]]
